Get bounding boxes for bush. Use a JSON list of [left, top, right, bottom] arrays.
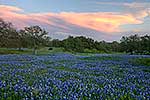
[[48, 47, 53, 50]]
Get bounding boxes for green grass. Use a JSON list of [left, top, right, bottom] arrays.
[[79, 56, 122, 61], [0, 47, 124, 55], [0, 48, 32, 54], [33, 68, 48, 75], [119, 94, 135, 100], [36, 47, 65, 55], [130, 58, 150, 66], [129, 58, 150, 73], [0, 47, 64, 55], [52, 66, 80, 73]]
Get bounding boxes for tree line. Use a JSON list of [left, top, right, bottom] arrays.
[[0, 18, 150, 54], [49, 35, 150, 54]]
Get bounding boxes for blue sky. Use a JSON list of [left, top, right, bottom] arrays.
[[0, 0, 150, 41], [1, 0, 148, 13]]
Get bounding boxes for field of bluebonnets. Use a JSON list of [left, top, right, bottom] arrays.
[[0, 53, 150, 100]]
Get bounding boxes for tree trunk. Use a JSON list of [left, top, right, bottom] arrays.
[[33, 38, 37, 55], [33, 47, 37, 55], [18, 47, 22, 51]]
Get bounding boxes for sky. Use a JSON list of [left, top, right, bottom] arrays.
[[0, 0, 150, 41]]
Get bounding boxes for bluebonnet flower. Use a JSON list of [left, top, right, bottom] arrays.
[[0, 53, 150, 99]]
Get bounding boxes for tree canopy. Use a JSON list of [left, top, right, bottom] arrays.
[[0, 19, 50, 54]]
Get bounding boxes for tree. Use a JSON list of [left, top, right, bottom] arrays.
[[120, 34, 147, 54], [61, 36, 95, 52], [49, 39, 62, 47], [110, 41, 121, 52], [0, 18, 19, 48], [141, 35, 150, 54], [24, 26, 48, 55], [17, 29, 31, 50], [62, 36, 75, 52]]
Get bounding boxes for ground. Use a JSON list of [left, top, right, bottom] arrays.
[[0, 53, 150, 99]]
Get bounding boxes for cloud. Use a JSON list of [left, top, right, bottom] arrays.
[[96, 2, 150, 9], [96, 2, 150, 15], [96, 2, 123, 6], [123, 2, 150, 9], [0, 5, 149, 36], [0, 5, 23, 12]]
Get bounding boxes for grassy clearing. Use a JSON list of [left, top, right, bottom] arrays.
[[0, 48, 32, 54], [0, 47, 64, 55], [130, 58, 150, 66], [129, 58, 150, 73], [36, 47, 65, 55], [0, 47, 124, 55]]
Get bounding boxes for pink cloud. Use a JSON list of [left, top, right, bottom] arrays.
[[0, 5, 23, 12], [0, 5, 149, 34], [56, 12, 144, 33]]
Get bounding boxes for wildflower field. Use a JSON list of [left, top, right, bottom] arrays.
[[0, 53, 150, 100]]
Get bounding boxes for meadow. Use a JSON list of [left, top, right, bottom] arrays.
[[0, 53, 150, 100], [1, 2, 150, 100]]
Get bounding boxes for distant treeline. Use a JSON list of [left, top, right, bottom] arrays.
[[0, 18, 150, 54], [49, 35, 150, 54]]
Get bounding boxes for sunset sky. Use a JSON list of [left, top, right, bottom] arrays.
[[0, 0, 150, 41]]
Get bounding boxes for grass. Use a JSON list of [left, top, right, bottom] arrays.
[[36, 47, 65, 55], [0, 47, 64, 55], [0, 48, 32, 54], [52, 66, 80, 73], [129, 58, 150, 73], [79, 56, 122, 61], [33, 68, 48, 75], [130, 58, 150, 66], [0, 47, 124, 55]]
